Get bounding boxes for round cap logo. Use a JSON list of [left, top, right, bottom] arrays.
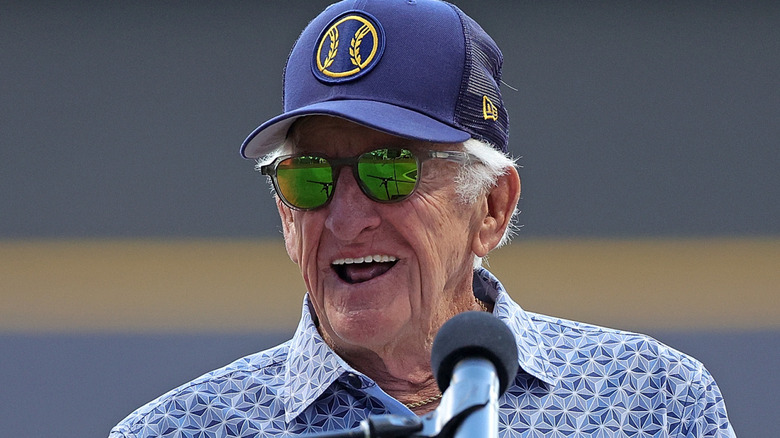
[[312, 11, 385, 83]]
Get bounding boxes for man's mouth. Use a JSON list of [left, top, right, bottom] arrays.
[[332, 255, 398, 284]]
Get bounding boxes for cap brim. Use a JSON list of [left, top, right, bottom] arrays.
[[240, 100, 471, 159]]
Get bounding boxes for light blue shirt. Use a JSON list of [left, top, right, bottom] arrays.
[[110, 268, 734, 437]]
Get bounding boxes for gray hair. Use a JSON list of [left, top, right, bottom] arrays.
[[256, 137, 520, 269]]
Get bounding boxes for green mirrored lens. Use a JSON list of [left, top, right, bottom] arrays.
[[357, 148, 418, 201], [276, 156, 333, 209]]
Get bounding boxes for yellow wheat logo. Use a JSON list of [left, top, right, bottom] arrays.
[[315, 14, 381, 80], [320, 27, 339, 71], [350, 24, 372, 68]]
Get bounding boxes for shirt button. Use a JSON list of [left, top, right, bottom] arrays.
[[345, 373, 363, 388]]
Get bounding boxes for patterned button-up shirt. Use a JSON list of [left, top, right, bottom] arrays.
[[110, 268, 734, 437]]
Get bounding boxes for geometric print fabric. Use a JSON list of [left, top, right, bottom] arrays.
[[110, 268, 734, 438]]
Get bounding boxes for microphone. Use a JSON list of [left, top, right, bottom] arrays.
[[429, 311, 518, 438]]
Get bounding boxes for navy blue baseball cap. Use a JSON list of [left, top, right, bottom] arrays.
[[240, 0, 509, 159]]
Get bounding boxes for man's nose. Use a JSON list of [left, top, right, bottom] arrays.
[[324, 168, 381, 240]]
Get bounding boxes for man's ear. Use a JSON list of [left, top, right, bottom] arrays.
[[276, 198, 300, 264], [472, 166, 521, 257]]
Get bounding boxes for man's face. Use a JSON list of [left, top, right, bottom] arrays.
[[277, 116, 487, 357]]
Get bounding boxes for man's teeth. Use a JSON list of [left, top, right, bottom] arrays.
[[332, 255, 397, 265]]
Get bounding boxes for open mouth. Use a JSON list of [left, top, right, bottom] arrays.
[[332, 255, 398, 284]]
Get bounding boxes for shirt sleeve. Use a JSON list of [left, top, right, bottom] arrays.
[[680, 364, 735, 438]]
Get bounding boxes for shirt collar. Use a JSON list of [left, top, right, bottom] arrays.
[[282, 296, 352, 422], [282, 268, 559, 421], [473, 267, 559, 386]]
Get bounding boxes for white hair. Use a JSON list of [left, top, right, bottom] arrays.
[[456, 138, 520, 268], [256, 136, 520, 269]]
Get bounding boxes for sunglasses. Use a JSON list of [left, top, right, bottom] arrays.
[[260, 147, 476, 210]]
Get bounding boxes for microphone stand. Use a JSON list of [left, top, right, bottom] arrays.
[[415, 357, 500, 438]]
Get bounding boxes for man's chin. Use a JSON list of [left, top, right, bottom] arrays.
[[327, 311, 406, 352]]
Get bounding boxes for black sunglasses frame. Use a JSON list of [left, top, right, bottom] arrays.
[[259, 148, 477, 211]]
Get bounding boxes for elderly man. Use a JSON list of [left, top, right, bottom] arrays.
[[110, 1, 734, 437]]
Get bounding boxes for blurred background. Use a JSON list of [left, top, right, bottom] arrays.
[[1, 1, 777, 437]]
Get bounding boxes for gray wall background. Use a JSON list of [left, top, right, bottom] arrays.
[[2, 0, 778, 239]]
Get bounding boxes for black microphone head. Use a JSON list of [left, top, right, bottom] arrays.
[[431, 311, 518, 395]]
